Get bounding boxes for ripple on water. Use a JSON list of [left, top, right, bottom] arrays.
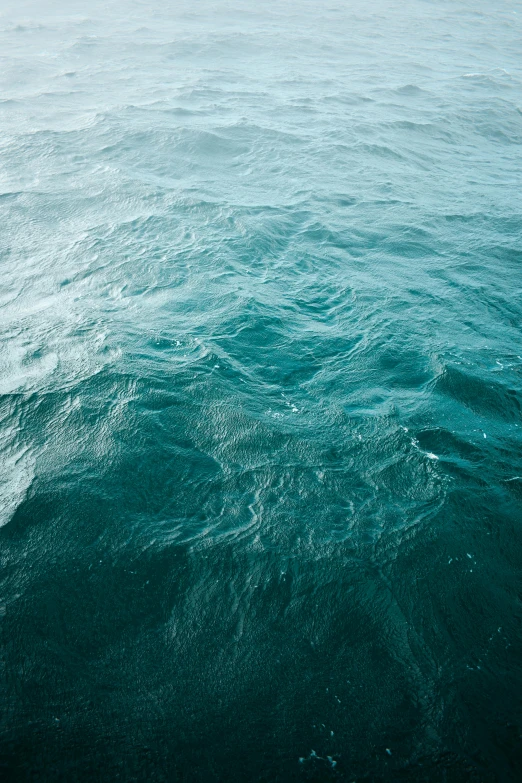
[[1, 0, 522, 780]]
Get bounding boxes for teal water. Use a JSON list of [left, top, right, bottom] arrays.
[[1, 1, 522, 780]]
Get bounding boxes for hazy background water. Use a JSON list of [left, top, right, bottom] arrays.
[[1, 0, 522, 780]]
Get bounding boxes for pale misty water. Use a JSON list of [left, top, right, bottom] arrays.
[[1, 1, 522, 780]]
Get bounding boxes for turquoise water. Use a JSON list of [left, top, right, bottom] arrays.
[[1, 0, 522, 779]]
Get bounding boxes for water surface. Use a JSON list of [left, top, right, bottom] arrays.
[[1, 1, 522, 780]]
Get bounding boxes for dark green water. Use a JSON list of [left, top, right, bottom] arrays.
[[1, 1, 522, 780]]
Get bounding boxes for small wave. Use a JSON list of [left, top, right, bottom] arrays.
[[0, 443, 35, 528], [435, 365, 522, 424]]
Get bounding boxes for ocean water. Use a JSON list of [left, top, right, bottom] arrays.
[[1, 0, 521, 779]]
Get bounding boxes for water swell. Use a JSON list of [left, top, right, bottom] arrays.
[[2, 0, 522, 780]]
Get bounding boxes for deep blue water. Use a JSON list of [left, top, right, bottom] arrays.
[[1, 1, 522, 780]]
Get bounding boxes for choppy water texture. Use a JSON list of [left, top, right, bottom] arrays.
[[1, 0, 522, 780]]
